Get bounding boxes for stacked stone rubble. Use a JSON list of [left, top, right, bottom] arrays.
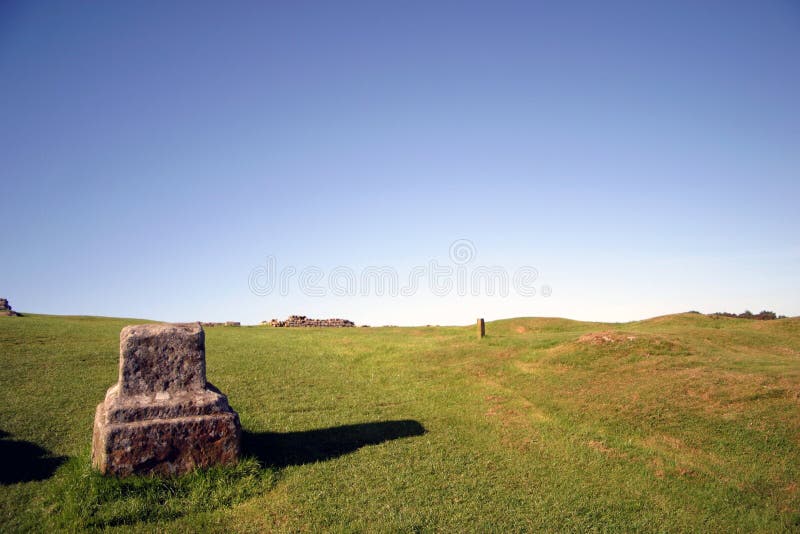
[[0, 298, 19, 317], [268, 315, 355, 328]]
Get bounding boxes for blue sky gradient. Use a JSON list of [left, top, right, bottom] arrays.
[[1, 1, 798, 325]]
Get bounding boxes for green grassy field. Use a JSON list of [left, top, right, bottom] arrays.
[[0, 313, 798, 532]]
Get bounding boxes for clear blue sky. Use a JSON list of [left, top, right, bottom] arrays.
[[1, 1, 798, 325]]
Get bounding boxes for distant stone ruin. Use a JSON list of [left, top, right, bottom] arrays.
[[0, 298, 19, 317], [711, 310, 786, 320], [199, 321, 240, 327], [268, 315, 355, 328], [92, 323, 241, 476]]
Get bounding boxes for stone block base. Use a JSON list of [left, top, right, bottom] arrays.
[[91, 386, 241, 477]]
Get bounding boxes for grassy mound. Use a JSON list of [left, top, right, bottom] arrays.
[[0, 313, 798, 531]]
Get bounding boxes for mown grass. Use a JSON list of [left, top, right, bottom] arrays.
[[0, 313, 798, 532]]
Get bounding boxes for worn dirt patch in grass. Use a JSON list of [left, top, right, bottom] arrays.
[[587, 440, 626, 458], [577, 331, 637, 345]]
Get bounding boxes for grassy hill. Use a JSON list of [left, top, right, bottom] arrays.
[[0, 313, 798, 532]]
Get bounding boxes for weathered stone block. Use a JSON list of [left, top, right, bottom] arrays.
[[118, 323, 206, 396], [92, 323, 241, 477]]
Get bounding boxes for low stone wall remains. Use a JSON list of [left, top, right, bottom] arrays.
[[268, 315, 355, 328]]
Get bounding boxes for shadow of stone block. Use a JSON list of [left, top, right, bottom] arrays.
[[242, 419, 426, 468], [0, 429, 66, 485]]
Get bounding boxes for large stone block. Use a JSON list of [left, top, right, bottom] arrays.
[[118, 323, 206, 396], [92, 323, 241, 477]]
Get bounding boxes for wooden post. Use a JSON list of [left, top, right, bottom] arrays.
[[477, 318, 485, 339]]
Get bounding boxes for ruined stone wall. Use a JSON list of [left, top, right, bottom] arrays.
[[0, 298, 19, 316], [268, 315, 355, 328]]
